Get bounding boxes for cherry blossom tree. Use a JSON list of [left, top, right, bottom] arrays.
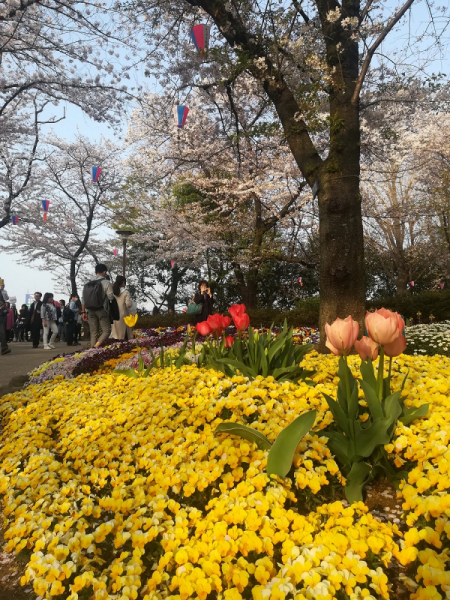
[[124, 87, 317, 307], [0, 136, 123, 296], [130, 0, 450, 340]]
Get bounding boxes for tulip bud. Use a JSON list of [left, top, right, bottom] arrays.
[[384, 334, 406, 357], [325, 316, 359, 355], [365, 309, 403, 346], [354, 336, 379, 361]]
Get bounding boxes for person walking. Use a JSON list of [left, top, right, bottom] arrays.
[[82, 263, 114, 348], [28, 292, 43, 348], [16, 305, 29, 342], [0, 284, 10, 355], [63, 299, 77, 347], [41, 293, 59, 349], [5, 302, 15, 342], [57, 300, 66, 342], [194, 280, 214, 324], [111, 275, 135, 340]]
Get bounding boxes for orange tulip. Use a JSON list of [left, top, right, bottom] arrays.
[[354, 336, 379, 361], [384, 334, 407, 357], [325, 316, 359, 355], [365, 308, 402, 346]]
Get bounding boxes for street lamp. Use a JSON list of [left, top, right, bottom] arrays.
[[116, 230, 134, 277]]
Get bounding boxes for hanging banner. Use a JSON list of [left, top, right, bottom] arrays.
[[171, 260, 175, 268], [298, 277, 303, 287], [409, 281, 414, 287], [173, 105, 189, 129], [41, 200, 50, 212], [190, 24, 210, 53], [113, 248, 118, 256], [43, 212, 48, 222], [11, 216, 19, 225], [92, 166, 102, 182]]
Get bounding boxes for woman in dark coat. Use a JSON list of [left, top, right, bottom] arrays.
[[194, 280, 214, 324]]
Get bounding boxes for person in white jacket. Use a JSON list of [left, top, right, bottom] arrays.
[[111, 275, 135, 340]]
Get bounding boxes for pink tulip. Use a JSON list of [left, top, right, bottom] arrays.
[[365, 308, 403, 346], [354, 336, 379, 361], [325, 316, 359, 355], [325, 338, 342, 356], [384, 334, 407, 357]]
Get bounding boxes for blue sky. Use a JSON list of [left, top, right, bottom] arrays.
[[1, 0, 449, 306]]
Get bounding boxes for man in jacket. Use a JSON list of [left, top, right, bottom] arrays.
[[28, 292, 43, 348], [81, 264, 114, 348]]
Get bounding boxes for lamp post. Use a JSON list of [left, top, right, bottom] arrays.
[[116, 230, 134, 277]]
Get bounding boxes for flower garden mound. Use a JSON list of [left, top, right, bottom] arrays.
[[0, 354, 450, 599]]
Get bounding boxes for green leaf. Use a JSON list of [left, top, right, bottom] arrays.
[[266, 410, 316, 478], [267, 331, 289, 363], [215, 422, 272, 450], [354, 418, 391, 457], [213, 357, 257, 379], [321, 430, 351, 469], [138, 351, 145, 373], [113, 369, 139, 379], [359, 380, 384, 420], [322, 393, 351, 437], [400, 403, 429, 425], [345, 462, 372, 504], [383, 391, 403, 428], [360, 358, 378, 393]]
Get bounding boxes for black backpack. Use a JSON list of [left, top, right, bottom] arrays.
[[109, 297, 120, 321], [63, 305, 74, 323], [83, 278, 105, 310]]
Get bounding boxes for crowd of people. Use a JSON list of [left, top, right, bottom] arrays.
[[0, 268, 216, 357], [0, 264, 137, 356]]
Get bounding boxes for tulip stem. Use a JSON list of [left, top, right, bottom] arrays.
[[388, 357, 392, 394], [377, 346, 385, 401], [343, 352, 351, 405]]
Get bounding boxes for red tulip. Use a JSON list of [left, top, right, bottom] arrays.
[[384, 334, 407, 357], [229, 304, 246, 321], [225, 335, 234, 348], [207, 313, 224, 334], [234, 313, 250, 331], [354, 336, 379, 361], [196, 321, 212, 336], [221, 315, 232, 329]]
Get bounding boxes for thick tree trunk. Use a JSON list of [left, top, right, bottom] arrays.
[[318, 173, 365, 346]]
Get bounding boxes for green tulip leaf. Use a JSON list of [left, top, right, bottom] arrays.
[[345, 462, 372, 504], [322, 393, 351, 436], [359, 380, 384, 420], [215, 422, 272, 451], [360, 358, 378, 393], [321, 430, 352, 469], [383, 391, 403, 428], [400, 403, 429, 425], [354, 417, 391, 457], [113, 369, 139, 379], [267, 410, 316, 478]]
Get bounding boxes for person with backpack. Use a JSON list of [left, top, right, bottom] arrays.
[[41, 293, 58, 350], [81, 263, 114, 348]]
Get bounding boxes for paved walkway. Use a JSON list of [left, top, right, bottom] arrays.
[[0, 340, 90, 390]]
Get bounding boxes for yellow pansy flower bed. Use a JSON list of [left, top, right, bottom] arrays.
[[0, 353, 450, 599]]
